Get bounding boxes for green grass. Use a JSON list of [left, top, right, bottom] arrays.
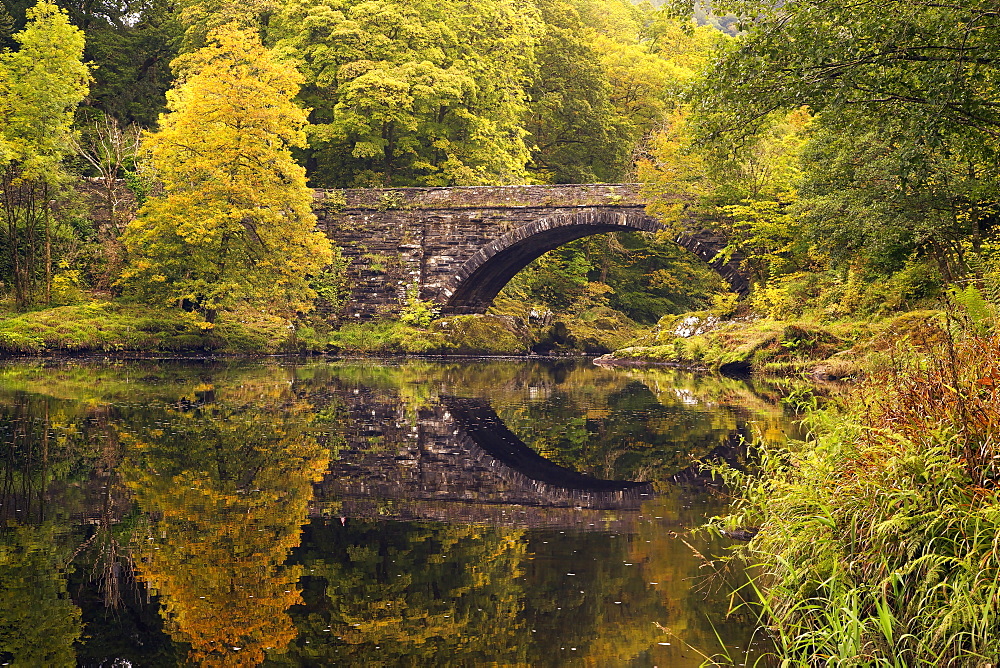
[[707, 317, 1000, 665]]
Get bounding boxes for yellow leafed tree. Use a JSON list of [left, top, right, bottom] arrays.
[[120, 24, 332, 322]]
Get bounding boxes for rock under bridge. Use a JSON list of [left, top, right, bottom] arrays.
[[314, 183, 747, 320]]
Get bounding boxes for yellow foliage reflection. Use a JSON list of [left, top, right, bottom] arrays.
[[118, 379, 331, 666]]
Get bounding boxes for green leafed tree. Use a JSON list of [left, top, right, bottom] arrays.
[[686, 0, 1000, 146], [682, 0, 1000, 283], [0, 0, 88, 308], [119, 24, 333, 323], [269, 0, 539, 187]]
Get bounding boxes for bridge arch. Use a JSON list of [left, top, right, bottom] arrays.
[[440, 210, 662, 314], [438, 210, 748, 315]]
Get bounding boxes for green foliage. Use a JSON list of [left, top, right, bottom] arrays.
[[689, 0, 1000, 150], [0, 0, 89, 308], [526, 0, 722, 183], [494, 231, 726, 326], [327, 320, 450, 354], [309, 246, 350, 312], [669, 0, 1000, 307], [0, 525, 82, 666], [398, 284, 439, 328], [710, 320, 1000, 664], [269, 0, 539, 187], [324, 314, 532, 355], [80, 0, 180, 126]]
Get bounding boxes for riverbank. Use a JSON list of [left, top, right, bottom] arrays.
[[595, 308, 947, 379], [709, 312, 1000, 664], [0, 300, 643, 357], [0, 299, 949, 376]]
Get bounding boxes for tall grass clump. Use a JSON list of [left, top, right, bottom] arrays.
[[714, 305, 1000, 666]]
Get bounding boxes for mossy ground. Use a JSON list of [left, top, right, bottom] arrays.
[[599, 309, 948, 378], [0, 301, 301, 356], [316, 315, 531, 355]]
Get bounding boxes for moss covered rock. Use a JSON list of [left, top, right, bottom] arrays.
[[429, 315, 531, 354], [598, 314, 859, 376]]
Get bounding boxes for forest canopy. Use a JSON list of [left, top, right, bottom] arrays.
[[0, 0, 731, 328]]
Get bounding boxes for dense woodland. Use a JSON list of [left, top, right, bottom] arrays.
[[2, 0, 999, 333], [0, 0, 731, 327]]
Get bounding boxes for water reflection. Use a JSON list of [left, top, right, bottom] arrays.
[[118, 378, 331, 666], [0, 358, 790, 666]]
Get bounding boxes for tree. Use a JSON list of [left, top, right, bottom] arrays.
[[81, 0, 181, 127], [118, 376, 332, 667], [0, 0, 89, 308], [686, 0, 1000, 143], [119, 25, 333, 323], [269, 0, 539, 187], [524, 0, 624, 183], [679, 0, 1000, 283]]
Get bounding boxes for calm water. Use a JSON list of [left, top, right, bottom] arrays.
[[0, 358, 791, 667]]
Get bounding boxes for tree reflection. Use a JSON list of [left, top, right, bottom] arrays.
[[0, 523, 82, 666], [118, 378, 332, 666], [272, 519, 530, 666], [0, 358, 788, 666]]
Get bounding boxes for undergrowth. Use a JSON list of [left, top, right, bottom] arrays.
[[708, 305, 1000, 666], [0, 301, 297, 355]]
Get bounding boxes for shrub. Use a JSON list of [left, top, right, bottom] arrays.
[[712, 317, 1000, 665]]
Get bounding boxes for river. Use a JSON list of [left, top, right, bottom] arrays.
[[0, 357, 792, 666]]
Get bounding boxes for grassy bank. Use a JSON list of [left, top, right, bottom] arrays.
[[597, 308, 948, 379], [0, 300, 645, 357], [709, 312, 1000, 665]]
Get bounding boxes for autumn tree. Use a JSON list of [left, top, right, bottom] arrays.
[[120, 25, 333, 323], [0, 0, 89, 308]]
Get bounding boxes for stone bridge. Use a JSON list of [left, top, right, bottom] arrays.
[[314, 184, 747, 320]]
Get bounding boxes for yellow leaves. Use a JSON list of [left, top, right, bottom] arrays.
[[120, 23, 333, 318]]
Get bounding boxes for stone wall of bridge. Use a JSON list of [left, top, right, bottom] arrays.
[[313, 184, 746, 320]]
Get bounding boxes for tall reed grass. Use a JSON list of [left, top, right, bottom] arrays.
[[713, 312, 1000, 666]]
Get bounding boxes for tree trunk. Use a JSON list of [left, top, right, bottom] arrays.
[[44, 183, 51, 304]]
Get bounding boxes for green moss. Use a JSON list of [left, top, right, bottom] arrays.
[[327, 320, 451, 354], [601, 312, 866, 375], [323, 315, 530, 355], [429, 315, 530, 354], [0, 302, 295, 356]]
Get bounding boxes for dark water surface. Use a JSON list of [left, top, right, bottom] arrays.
[[0, 358, 791, 667]]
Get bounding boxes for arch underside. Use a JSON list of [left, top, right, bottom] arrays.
[[442, 396, 653, 495], [442, 222, 641, 314], [438, 209, 747, 315]]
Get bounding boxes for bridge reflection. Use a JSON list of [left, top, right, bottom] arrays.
[[314, 390, 660, 529]]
